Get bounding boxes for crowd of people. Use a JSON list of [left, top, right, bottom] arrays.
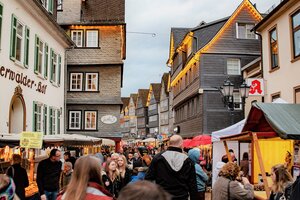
[[1, 134, 300, 200]]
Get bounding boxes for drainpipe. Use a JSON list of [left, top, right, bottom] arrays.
[[254, 30, 264, 103]]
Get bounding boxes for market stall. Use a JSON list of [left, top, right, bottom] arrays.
[[220, 102, 300, 199]]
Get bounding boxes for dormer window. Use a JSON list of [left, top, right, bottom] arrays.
[[71, 30, 83, 47]]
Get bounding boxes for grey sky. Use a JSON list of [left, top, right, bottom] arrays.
[[122, 0, 278, 97]]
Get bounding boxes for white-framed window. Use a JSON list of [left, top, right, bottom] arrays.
[[34, 36, 49, 76], [86, 30, 98, 47], [49, 108, 56, 135], [85, 111, 97, 130], [227, 58, 241, 75], [233, 93, 242, 110], [148, 104, 157, 111], [291, 10, 300, 59], [85, 73, 98, 91], [70, 73, 83, 91], [57, 0, 63, 11], [15, 20, 24, 62], [69, 111, 81, 130], [41, 0, 53, 13], [71, 30, 83, 47], [149, 115, 158, 122], [0, 3, 3, 48], [33, 102, 42, 132], [236, 23, 256, 39], [50, 49, 61, 85]]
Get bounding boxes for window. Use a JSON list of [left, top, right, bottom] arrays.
[[233, 93, 242, 110], [85, 73, 98, 91], [70, 73, 83, 91], [292, 10, 300, 59], [271, 92, 280, 102], [49, 108, 56, 135], [42, 0, 53, 13], [237, 23, 256, 39], [71, 30, 83, 47], [85, 111, 97, 130], [11, 16, 24, 63], [148, 104, 157, 111], [149, 115, 157, 122], [34, 36, 44, 74], [295, 87, 300, 104], [33, 102, 42, 132], [50, 49, 61, 84], [270, 28, 279, 69], [86, 30, 98, 47], [69, 111, 81, 130], [57, 0, 63, 11], [227, 58, 241, 75], [0, 4, 3, 48]]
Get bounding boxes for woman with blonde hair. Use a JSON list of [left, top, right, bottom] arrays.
[[117, 155, 131, 188], [269, 164, 293, 200], [57, 155, 113, 200], [102, 160, 121, 198], [212, 162, 254, 200]]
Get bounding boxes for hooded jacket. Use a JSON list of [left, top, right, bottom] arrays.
[[145, 146, 197, 200], [188, 148, 208, 192], [212, 161, 226, 187]]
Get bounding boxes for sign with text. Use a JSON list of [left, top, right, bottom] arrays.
[[20, 132, 43, 149], [247, 78, 264, 96]]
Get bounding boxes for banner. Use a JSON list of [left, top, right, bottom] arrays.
[[20, 132, 43, 149]]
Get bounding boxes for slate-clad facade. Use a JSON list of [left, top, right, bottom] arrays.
[[167, 0, 262, 138], [57, 0, 125, 147], [136, 89, 149, 138], [147, 83, 161, 137]]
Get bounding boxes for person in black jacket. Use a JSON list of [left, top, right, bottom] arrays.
[[6, 154, 29, 200], [145, 134, 198, 200], [37, 149, 62, 200]]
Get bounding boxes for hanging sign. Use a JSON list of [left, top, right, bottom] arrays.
[[20, 132, 43, 149], [101, 115, 117, 124], [247, 78, 264, 96]]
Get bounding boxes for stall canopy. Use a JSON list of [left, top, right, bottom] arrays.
[[212, 119, 245, 142]]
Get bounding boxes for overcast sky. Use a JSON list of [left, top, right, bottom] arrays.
[[122, 0, 279, 97]]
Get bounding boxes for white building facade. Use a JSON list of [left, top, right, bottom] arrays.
[[0, 0, 72, 134]]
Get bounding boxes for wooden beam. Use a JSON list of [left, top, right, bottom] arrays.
[[252, 132, 270, 199], [223, 141, 232, 162]]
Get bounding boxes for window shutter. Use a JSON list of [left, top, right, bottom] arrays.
[[58, 55, 61, 86], [49, 107, 52, 135], [57, 109, 60, 134], [44, 105, 47, 135], [24, 26, 30, 68], [34, 35, 39, 74], [10, 14, 17, 60], [0, 4, 3, 47], [50, 48, 54, 82], [32, 101, 37, 132], [44, 43, 49, 79], [49, 0, 53, 13]]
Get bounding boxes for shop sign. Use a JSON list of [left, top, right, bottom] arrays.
[[20, 132, 43, 149], [101, 115, 117, 124], [247, 78, 264, 96], [0, 66, 48, 94]]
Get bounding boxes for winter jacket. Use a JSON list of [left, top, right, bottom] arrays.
[[36, 158, 62, 195], [188, 149, 208, 192], [212, 176, 254, 200], [212, 161, 225, 187], [102, 174, 121, 198], [57, 182, 113, 200], [269, 182, 293, 200], [6, 164, 29, 200], [59, 170, 73, 190], [145, 146, 198, 200]]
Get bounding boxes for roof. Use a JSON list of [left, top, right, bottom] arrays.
[[254, 0, 291, 31], [121, 97, 130, 110], [242, 102, 300, 140], [130, 93, 138, 104], [161, 73, 169, 95], [241, 57, 261, 71], [137, 89, 150, 107], [171, 27, 190, 50], [151, 83, 162, 102]]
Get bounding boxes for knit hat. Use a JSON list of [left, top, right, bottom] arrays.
[[138, 146, 148, 156], [0, 175, 16, 200]]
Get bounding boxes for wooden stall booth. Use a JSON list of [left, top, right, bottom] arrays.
[[220, 103, 300, 200]]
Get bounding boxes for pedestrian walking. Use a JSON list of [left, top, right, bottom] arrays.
[[102, 160, 122, 198], [59, 161, 73, 191], [37, 148, 62, 200], [145, 134, 198, 200], [57, 155, 113, 200], [188, 148, 208, 200], [269, 164, 293, 200], [212, 162, 254, 200], [6, 154, 29, 200], [118, 180, 171, 200]]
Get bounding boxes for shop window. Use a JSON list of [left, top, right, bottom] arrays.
[[71, 30, 83, 47], [86, 30, 98, 47], [270, 28, 279, 69], [236, 23, 256, 39], [85, 111, 97, 130], [70, 73, 83, 91], [291, 10, 300, 59], [227, 58, 241, 75], [85, 73, 98, 91]]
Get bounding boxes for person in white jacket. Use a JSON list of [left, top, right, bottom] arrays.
[[212, 155, 228, 187]]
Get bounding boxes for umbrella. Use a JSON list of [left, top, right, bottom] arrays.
[[183, 139, 193, 148], [190, 135, 211, 147]]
